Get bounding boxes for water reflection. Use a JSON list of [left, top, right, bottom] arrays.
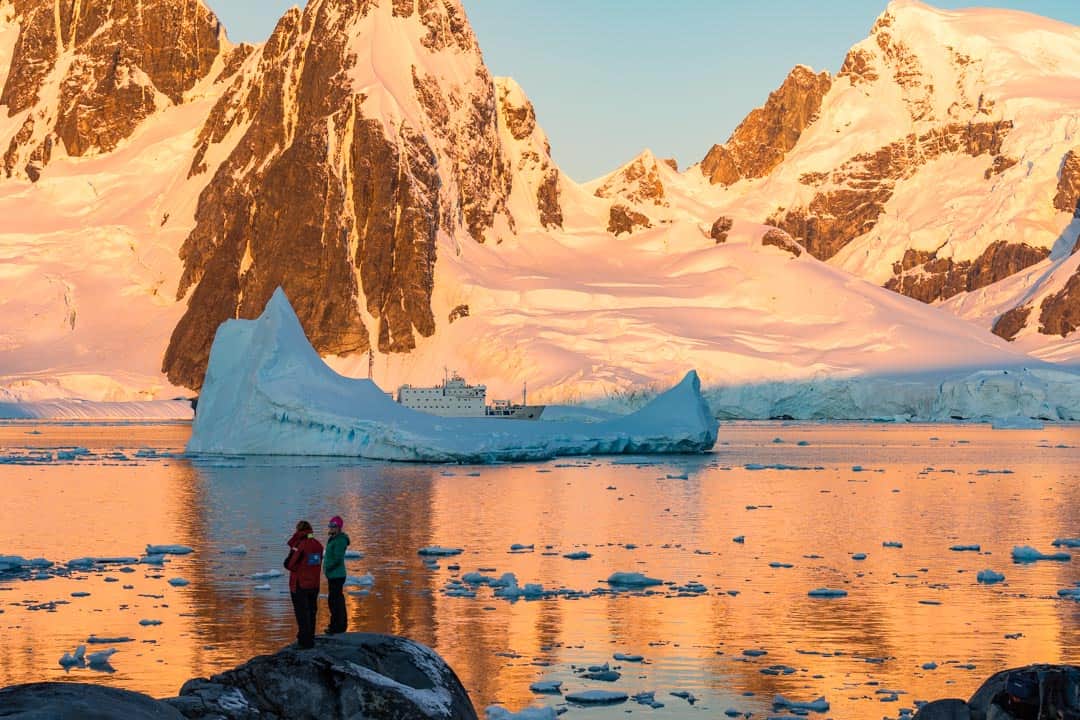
[[0, 422, 1077, 718]]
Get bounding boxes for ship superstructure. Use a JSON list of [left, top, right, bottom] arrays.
[[396, 372, 544, 419]]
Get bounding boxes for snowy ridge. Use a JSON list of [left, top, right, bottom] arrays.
[[188, 289, 719, 462], [0, 399, 193, 420]]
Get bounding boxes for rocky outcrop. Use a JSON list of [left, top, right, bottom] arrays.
[[608, 204, 651, 236], [0, 682, 185, 719], [887, 241, 1050, 303], [838, 48, 879, 85], [595, 152, 666, 205], [769, 120, 1013, 262], [1053, 149, 1080, 217], [1, 0, 223, 178], [985, 154, 1018, 179], [165, 0, 518, 390], [701, 65, 832, 186], [1038, 269, 1080, 338], [761, 228, 802, 257], [710, 216, 733, 244], [992, 304, 1033, 341], [914, 664, 1080, 719], [494, 77, 563, 229], [166, 633, 477, 720]]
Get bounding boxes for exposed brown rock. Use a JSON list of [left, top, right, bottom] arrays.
[[661, 157, 678, 171], [595, 154, 666, 205], [1, 0, 222, 177], [886, 241, 1049, 303], [984, 154, 1018, 179], [701, 65, 832, 186], [215, 43, 255, 84], [710, 216, 733, 244], [1038, 270, 1080, 337], [799, 171, 829, 186], [769, 120, 1013, 261], [992, 304, 1032, 341], [1053, 149, 1080, 217], [608, 204, 651, 236], [761, 228, 802, 257], [501, 89, 537, 141], [448, 304, 469, 324], [838, 48, 879, 85], [537, 168, 563, 229]]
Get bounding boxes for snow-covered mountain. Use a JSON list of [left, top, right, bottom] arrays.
[[0, 0, 1078, 416]]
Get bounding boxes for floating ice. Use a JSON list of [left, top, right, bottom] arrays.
[[188, 289, 719, 462], [977, 570, 1006, 583], [1012, 546, 1071, 562], [86, 648, 118, 667], [167, 578, 189, 587], [562, 551, 591, 560], [222, 546, 248, 555], [670, 691, 697, 704], [808, 588, 848, 598], [606, 572, 663, 587], [418, 546, 463, 557], [529, 680, 562, 694], [774, 694, 830, 712], [509, 544, 534, 553], [485, 706, 556, 720], [883, 541, 903, 548], [613, 653, 644, 662], [1052, 538, 1080, 548], [923, 662, 938, 670], [139, 619, 162, 626], [251, 570, 283, 580], [950, 544, 981, 552], [253, 584, 271, 591], [990, 417, 1045, 429], [140, 555, 166, 565], [87, 636, 133, 644], [345, 574, 374, 587], [344, 549, 364, 559], [732, 536, 745, 544], [852, 553, 868, 560], [145, 545, 193, 555], [565, 690, 628, 705], [59, 645, 86, 668]]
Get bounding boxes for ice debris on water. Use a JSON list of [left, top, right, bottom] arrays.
[[606, 572, 663, 588], [1052, 538, 1080, 548], [87, 648, 118, 667], [528, 680, 562, 694], [613, 652, 644, 662], [808, 588, 848, 598], [565, 690, 628, 705], [774, 694, 829, 712], [485, 706, 557, 720], [977, 570, 1006, 584], [251, 570, 282, 580], [883, 541, 903, 548], [345, 574, 374, 587], [139, 619, 162, 626], [418, 546, 463, 557], [87, 636, 133, 644], [145, 545, 193, 555], [562, 551, 591, 560], [59, 645, 86, 668], [222, 546, 248, 555], [1012, 546, 1071, 563], [167, 577, 189, 587], [344, 549, 364, 559], [950, 544, 981, 552]]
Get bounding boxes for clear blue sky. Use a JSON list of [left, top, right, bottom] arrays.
[[206, 1, 1079, 181]]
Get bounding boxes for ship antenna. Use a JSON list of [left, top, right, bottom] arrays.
[[523, 380, 527, 406], [368, 349, 374, 380]]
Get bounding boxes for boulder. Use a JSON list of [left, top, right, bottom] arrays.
[[914, 699, 972, 719], [0, 682, 184, 719], [967, 665, 1079, 720], [165, 633, 477, 720]]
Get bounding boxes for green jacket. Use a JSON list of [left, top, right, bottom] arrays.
[[323, 532, 350, 579]]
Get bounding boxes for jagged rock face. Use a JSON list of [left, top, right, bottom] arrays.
[[495, 78, 562, 229], [165, 0, 519, 390], [770, 120, 1013, 262], [838, 48, 878, 85], [0, 682, 185, 719], [608, 204, 651, 236], [700, 66, 832, 186], [887, 241, 1049, 304], [1038, 270, 1080, 338], [595, 154, 666, 205], [1054, 149, 1080, 217], [710, 216, 733, 244], [992, 304, 1032, 341], [1, 0, 222, 178]]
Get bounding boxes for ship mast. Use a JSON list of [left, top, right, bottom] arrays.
[[367, 349, 374, 380]]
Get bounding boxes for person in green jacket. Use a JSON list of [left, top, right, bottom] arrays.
[[323, 515, 350, 634]]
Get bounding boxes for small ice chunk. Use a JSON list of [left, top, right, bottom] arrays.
[[145, 545, 193, 555], [613, 652, 644, 662], [883, 541, 903, 548], [253, 584, 271, 591], [950, 544, 981, 552], [529, 679, 562, 694], [140, 555, 167, 565], [1052, 538, 1080, 548], [70, 591, 91, 598], [167, 577, 189, 587], [87, 648, 118, 666], [485, 706, 557, 720], [562, 551, 591, 560], [852, 553, 867, 561], [87, 636, 134, 644], [418, 546, 463, 557], [606, 572, 663, 587], [1012, 546, 1071, 563], [59, 645, 86, 668], [808, 588, 848, 598], [251, 569, 283, 580], [732, 536, 745, 544], [509, 544, 534, 552], [139, 619, 162, 626], [565, 690, 628, 705], [774, 694, 829, 712], [345, 573, 374, 587], [344, 549, 364, 558], [922, 662, 938, 670], [222, 545, 248, 555], [977, 570, 1005, 584]]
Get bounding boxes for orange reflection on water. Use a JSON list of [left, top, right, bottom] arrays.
[[0, 422, 1077, 718]]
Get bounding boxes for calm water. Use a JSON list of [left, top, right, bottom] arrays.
[[0, 422, 1077, 718]]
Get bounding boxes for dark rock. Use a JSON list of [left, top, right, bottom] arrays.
[[992, 304, 1033, 341], [761, 228, 802, 257], [710, 216, 734, 244], [594, 154, 666, 206], [165, 633, 477, 720], [966, 664, 1080, 719], [887, 241, 1050, 304], [448, 305, 469, 324], [1038, 270, 1080, 338], [913, 698, 971, 719], [608, 204, 651, 236], [985, 155, 1019, 179], [1053, 149, 1080, 217], [701, 65, 832, 186], [536, 168, 563, 229], [839, 47, 879, 85], [0, 682, 184, 719], [770, 120, 1014, 261]]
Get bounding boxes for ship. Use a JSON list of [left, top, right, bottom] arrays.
[[396, 372, 544, 419]]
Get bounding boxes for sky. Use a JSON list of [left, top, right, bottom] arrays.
[[206, 1, 1080, 182]]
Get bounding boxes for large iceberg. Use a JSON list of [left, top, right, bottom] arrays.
[[187, 289, 719, 462]]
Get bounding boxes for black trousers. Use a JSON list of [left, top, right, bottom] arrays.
[[291, 587, 319, 648], [327, 577, 347, 633]]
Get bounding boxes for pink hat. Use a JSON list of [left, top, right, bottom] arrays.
[[328, 516, 344, 528]]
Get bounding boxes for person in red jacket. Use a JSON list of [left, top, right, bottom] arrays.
[[285, 520, 324, 649]]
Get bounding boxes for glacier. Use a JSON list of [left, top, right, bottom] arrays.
[[187, 289, 719, 462]]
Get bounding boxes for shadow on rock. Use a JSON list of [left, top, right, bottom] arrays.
[[915, 664, 1079, 719], [0, 682, 184, 719]]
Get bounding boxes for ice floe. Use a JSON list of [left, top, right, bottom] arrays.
[[1012, 545, 1072, 562]]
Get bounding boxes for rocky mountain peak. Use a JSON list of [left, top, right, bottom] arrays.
[[494, 76, 563, 230], [594, 149, 668, 206], [0, 0, 224, 179], [700, 65, 832, 186]]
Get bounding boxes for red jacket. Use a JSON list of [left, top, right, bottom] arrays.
[[286, 531, 324, 592]]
